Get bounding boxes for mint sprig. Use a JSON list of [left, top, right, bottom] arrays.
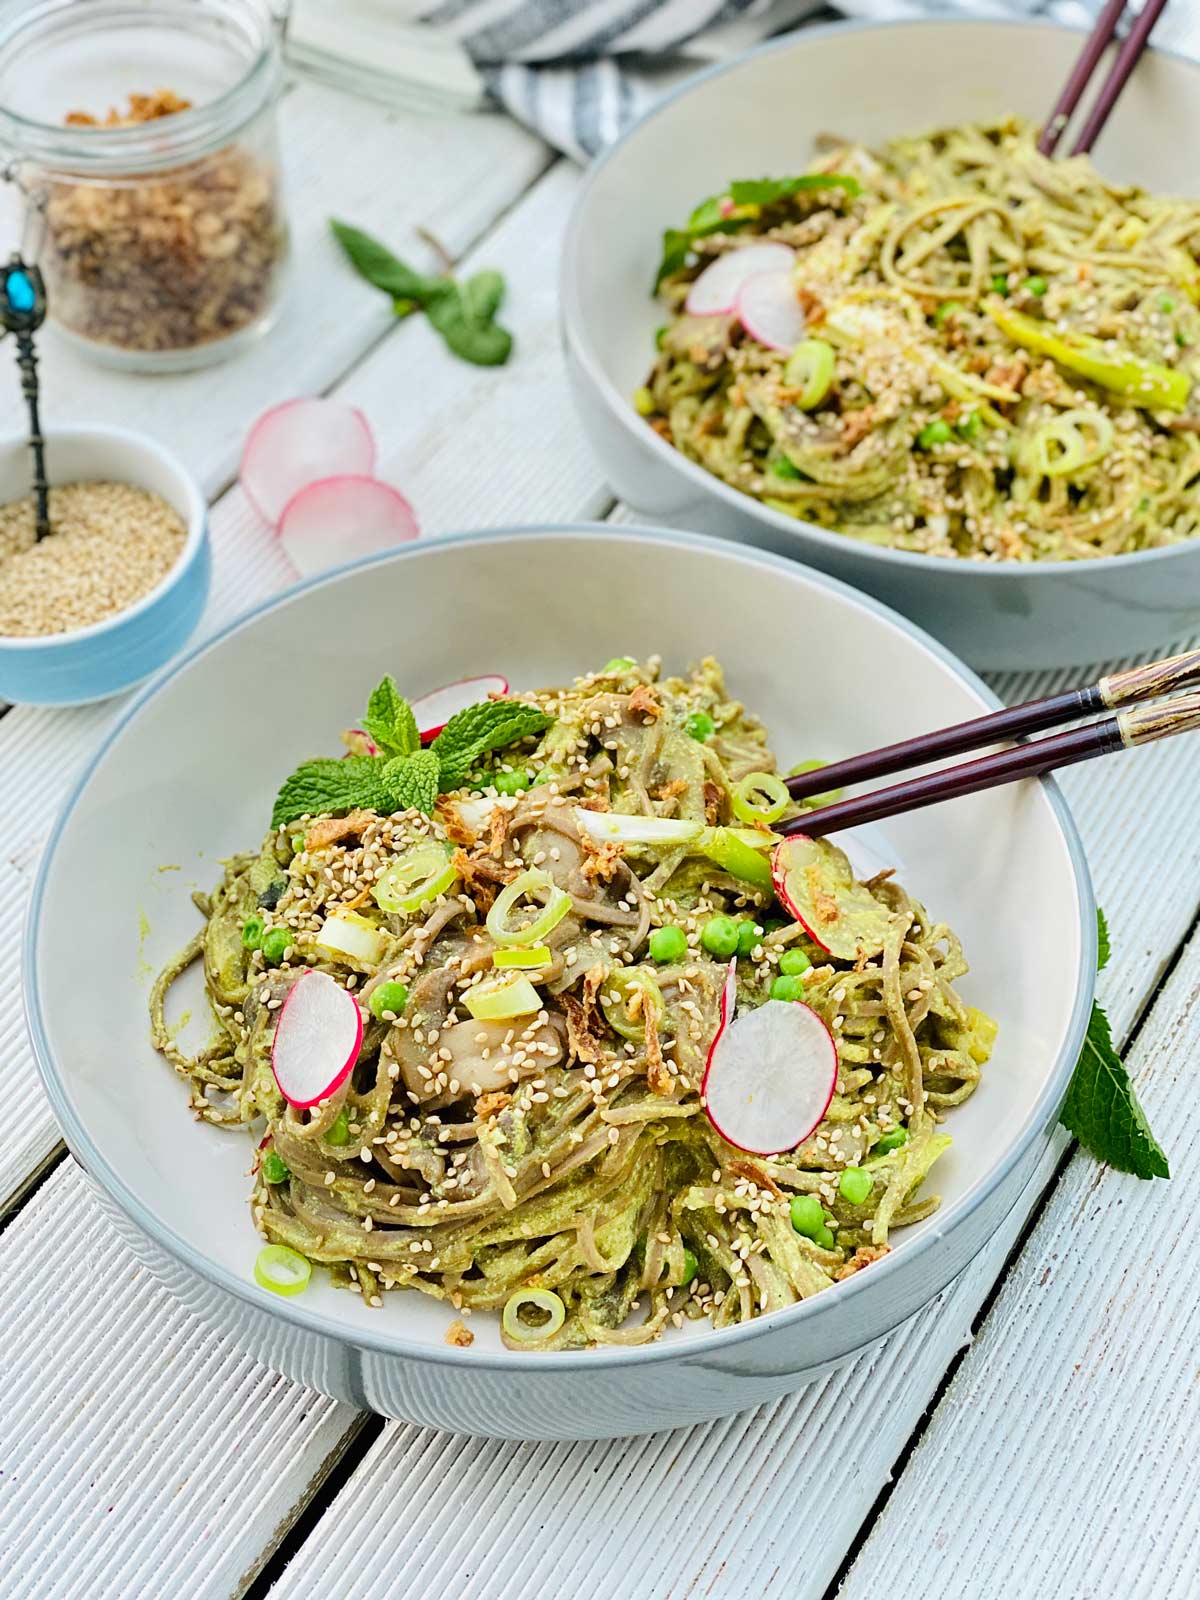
[[272, 677, 551, 828], [1058, 908, 1168, 1180]]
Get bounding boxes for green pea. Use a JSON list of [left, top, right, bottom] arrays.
[[681, 1247, 698, 1286], [633, 385, 656, 416], [991, 273, 1009, 296], [649, 925, 688, 964], [491, 768, 531, 796], [933, 300, 965, 327], [875, 1127, 908, 1154], [813, 1223, 836, 1250], [602, 656, 637, 674], [290, 833, 306, 853], [778, 948, 811, 977], [917, 419, 953, 449], [1176, 330, 1188, 346], [326, 1110, 351, 1146], [839, 1166, 873, 1206], [735, 920, 764, 958], [261, 1151, 290, 1185], [1024, 275, 1048, 296], [241, 914, 265, 951], [701, 915, 740, 959], [685, 710, 715, 742], [261, 928, 292, 966], [1158, 294, 1176, 314], [771, 454, 803, 480], [770, 974, 807, 1002], [789, 1194, 824, 1238], [956, 410, 983, 440], [369, 980, 409, 1021]]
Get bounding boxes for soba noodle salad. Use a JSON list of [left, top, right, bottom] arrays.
[[151, 659, 995, 1350], [639, 117, 1200, 561]]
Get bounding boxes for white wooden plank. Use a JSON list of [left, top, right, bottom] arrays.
[[0, 78, 550, 496], [839, 927, 1200, 1600], [0, 1157, 359, 1600]]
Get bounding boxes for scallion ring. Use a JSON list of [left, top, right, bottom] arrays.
[[254, 1244, 312, 1297], [486, 867, 570, 947], [784, 338, 836, 409], [502, 1287, 566, 1342], [374, 841, 458, 917], [730, 770, 790, 826], [600, 968, 665, 1042]]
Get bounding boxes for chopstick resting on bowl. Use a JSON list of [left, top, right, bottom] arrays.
[[1038, 0, 1169, 157], [782, 652, 1200, 839]]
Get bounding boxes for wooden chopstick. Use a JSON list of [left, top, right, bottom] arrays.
[[1038, 0, 1169, 158], [780, 688, 1200, 839], [784, 647, 1200, 803]]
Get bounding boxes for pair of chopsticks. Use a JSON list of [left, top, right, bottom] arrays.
[[1038, 0, 1169, 157], [779, 648, 1200, 840]]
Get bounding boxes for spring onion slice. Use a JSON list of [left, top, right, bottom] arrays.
[[493, 945, 553, 969], [697, 826, 775, 893], [465, 975, 543, 1020], [487, 868, 571, 947], [601, 968, 665, 1042], [254, 1244, 312, 1297], [374, 842, 458, 916], [316, 910, 388, 965], [1026, 409, 1114, 478], [573, 808, 702, 847], [730, 771, 790, 826], [502, 1287, 566, 1342], [988, 301, 1191, 411], [783, 338, 836, 408]]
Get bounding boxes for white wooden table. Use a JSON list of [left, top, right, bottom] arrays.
[[2, 64, 1199, 1600]]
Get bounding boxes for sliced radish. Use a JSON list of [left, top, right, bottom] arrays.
[[278, 475, 419, 577], [737, 270, 807, 351], [241, 398, 375, 525], [573, 810, 702, 848], [702, 996, 837, 1156], [685, 242, 795, 316], [271, 970, 363, 1110], [411, 675, 510, 742], [772, 834, 893, 962]]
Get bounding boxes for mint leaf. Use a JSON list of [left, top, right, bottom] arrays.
[[1060, 1002, 1169, 1179], [1096, 907, 1110, 972], [432, 700, 553, 791], [330, 221, 444, 304], [462, 269, 505, 325], [728, 172, 861, 206], [363, 675, 419, 758], [426, 286, 513, 367], [272, 757, 392, 829], [382, 750, 441, 815]]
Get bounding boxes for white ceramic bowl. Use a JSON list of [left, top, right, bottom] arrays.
[[27, 527, 1094, 1439], [562, 19, 1200, 670]]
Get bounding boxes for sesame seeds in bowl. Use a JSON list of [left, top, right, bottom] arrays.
[[0, 425, 209, 706]]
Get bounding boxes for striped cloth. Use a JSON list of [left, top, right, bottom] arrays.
[[419, 0, 1200, 160]]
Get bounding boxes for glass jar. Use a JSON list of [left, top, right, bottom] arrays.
[[0, 0, 289, 372]]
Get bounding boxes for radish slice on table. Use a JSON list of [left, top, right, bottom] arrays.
[[271, 970, 363, 1110], [772, 833, 893, 961], [411, 675, 509, 741], [737, 270, 808, 351], [278, 475, 419, 577], [241, 398, 375, 525], [685, 242, 796, 316], [702, 992, 837, 1156]]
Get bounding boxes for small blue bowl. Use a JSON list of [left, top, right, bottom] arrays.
[[0, 425, 209, 706]]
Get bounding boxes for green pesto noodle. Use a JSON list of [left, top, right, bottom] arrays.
[[151, 658, 995, 1349], [643, 118, 1200, 561]]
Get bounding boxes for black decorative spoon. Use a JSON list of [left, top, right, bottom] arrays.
[[0, 253, 49, 540]]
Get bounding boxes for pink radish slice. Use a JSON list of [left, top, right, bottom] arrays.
[[702, 998, 837, 1156], [278, 475, 419, 578], [241, 398, 376, 525], [411, 675, 509, 741], [271, 970, 363, 1110], [685, 242, 796, 316], [737, 270, 808, 351]]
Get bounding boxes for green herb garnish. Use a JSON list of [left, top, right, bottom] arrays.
[[272, 678, 551, 828], [653, 173, 861, 290], [331, 221, 513, 367], [1058, 908, 1168, 1179]]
